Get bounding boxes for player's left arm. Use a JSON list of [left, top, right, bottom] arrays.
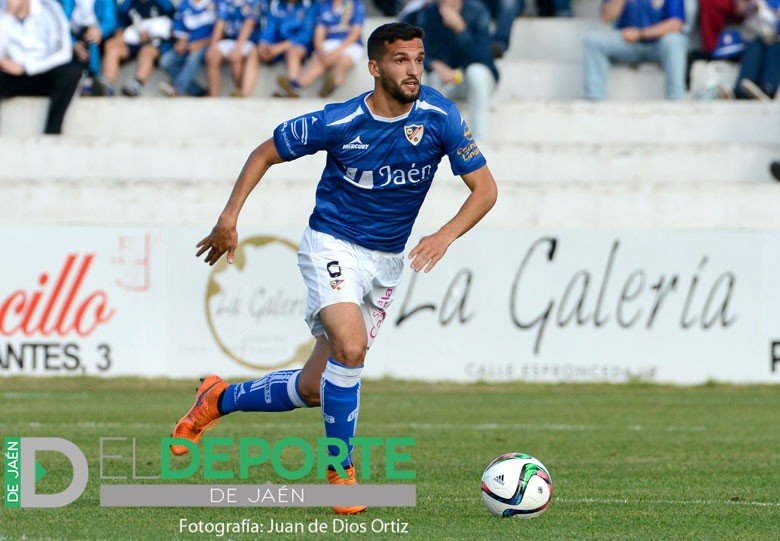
[[408, 164, 497, 273]]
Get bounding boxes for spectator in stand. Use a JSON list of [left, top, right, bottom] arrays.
[[276, 0, 365, 98], [730, 0, 780, 99], [158, 0, 216, 96], [99, 0, 176, 96], [0, 0, 83, 133], [478, 0, 524, 58], [415, 0, 499, 141], [205, 0, 263, 97], [583, 0, 688, 100], [61, 0, 118, 95], [699, 0, 749, 56], [258, 0, 317, 97]]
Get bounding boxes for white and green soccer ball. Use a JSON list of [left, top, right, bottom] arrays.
[[481, 453, 553, 518]]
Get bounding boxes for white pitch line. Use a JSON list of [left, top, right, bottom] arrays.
[[556, 497, 780, 508]]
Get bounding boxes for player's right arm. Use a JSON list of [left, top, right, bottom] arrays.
[[196, 138, 284, 265]]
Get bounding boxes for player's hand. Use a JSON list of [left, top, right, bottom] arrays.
[[196, 219, 238, 265], [408, 232, 453, 273]]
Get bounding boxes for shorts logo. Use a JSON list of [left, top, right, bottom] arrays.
[[326, 261, 341, 278], [327, 261, 344, 290], [404, 124, 424, 146]]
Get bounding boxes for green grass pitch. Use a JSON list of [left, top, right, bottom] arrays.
[[2, 377, 780, 540]]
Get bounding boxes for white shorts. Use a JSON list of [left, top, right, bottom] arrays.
[[215, 39, 255, 58], [297, 227, 403, 348], [122, 17, 173, 45], [319, 39, 363, 65]]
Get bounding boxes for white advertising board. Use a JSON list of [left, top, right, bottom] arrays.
[[1, 226, 779, 384]]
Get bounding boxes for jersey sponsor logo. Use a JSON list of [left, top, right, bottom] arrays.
[[456, 125, 481, 161], [342, 136, 369, 150], [404, 124, 424, 146]]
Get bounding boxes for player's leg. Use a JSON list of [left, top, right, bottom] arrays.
[[218, 335, 330, 414], [317, 302, 368, 514]]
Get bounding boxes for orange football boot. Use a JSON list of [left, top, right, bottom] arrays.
[[327, 464, 367, 515], [170, 375, 228, 456]]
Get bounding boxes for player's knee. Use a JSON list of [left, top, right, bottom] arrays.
[[330, 341, 367, 367]]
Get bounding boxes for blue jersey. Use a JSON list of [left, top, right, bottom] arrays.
[[259, 0, 317, 49], [216, 0, 262, 39], [172, 0, 216, 42], [613, 0, 685, 29], [315, 0, 364, 42], [273, 86, 487, 253]]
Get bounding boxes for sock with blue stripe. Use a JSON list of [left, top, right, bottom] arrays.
[[219, 369, 308, 413], [321, 357, 362, 468]]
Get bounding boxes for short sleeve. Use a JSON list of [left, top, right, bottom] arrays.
[[442, 104, 487, 176], [273, 110, 327, 161]]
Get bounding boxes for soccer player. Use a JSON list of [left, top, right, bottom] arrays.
[[171, 22, 497, 514]]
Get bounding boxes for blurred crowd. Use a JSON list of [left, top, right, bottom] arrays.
[[0, 0, 778, 135]]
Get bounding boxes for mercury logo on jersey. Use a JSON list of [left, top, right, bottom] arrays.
[[342, 136, 369, 150]]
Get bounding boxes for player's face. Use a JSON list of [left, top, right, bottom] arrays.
[[377, 38, 425, 104]]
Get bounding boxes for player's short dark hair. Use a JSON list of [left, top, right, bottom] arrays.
[[367, 23, 425, 61]]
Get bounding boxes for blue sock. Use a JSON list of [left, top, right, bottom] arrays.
[[220, 369, 308, 413], [321, 357, 362, 468]]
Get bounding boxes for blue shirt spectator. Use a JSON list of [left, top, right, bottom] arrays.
[[316, 0, 365, 42], [260, 0, 316, 52], [583, 0, 688, 100], [216, 0, 263, 39], [173, 0, 216, 42], [418, 0, 499, 82], [158, 0, 215, 96], [615, 0, 685, 29]]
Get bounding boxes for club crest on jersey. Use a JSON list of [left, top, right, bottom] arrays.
[[330, 279, 345, 291], [404, 124, 424, 146]]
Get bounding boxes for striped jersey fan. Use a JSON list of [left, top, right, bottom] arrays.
[[481, 453, 553, 518]]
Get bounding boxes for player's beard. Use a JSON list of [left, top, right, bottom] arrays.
[[381, 71, 420, 104]]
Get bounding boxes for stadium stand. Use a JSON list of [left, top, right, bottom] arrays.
[[1, 8, 779, 229]]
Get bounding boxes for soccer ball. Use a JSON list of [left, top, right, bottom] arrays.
[[480, 453, 553, 518]]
